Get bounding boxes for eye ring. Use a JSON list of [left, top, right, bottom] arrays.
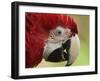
[[55, 30, 62, 36], [58, 31, 61, 34]]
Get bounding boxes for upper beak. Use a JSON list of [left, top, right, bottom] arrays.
[[66, 34, 80, 66]]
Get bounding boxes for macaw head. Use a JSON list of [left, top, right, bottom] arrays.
[[26, 13, 80, 68]]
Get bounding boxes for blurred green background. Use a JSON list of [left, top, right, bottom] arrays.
[[37, 14, 90, 68], [70, 14, 89, 66]]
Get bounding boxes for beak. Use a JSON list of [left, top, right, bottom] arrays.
[[66, 34, 80, 66]]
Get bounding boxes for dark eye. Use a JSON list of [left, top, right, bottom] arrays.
[[55, 30, 62, 36]]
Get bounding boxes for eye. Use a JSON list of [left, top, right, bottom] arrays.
[[55, 30, 62, 36]]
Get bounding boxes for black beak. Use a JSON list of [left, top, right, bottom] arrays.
[[45, 39, 72, 66]]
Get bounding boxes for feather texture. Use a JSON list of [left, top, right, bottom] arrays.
[[25, 13, 78, 68]]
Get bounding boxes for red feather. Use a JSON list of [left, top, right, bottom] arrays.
[[25, 13, 78, 68]]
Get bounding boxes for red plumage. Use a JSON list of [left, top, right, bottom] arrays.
[[25, 13, 78, 68]]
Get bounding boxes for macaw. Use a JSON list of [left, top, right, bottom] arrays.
[[25, 13, 80, 68]]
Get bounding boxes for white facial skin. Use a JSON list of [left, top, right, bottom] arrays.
[[43, 26, 72, 60], [46, 26, 72, 43]]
